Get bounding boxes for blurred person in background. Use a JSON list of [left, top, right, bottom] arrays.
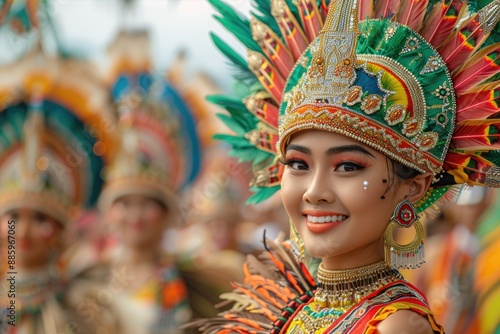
[[0, 49, 120, 333], [413, 187, 495, 333], [97, 30, 236, 333], [473, 188, 500, 334]]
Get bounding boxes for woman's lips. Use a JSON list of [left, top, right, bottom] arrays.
[[18, 239, 31, 249], [302, 210, 348, 233]]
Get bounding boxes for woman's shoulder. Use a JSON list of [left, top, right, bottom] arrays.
[[360, 280, 445, 334], [375, 309, 435, 334]]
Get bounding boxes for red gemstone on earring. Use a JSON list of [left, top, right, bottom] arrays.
[[392, 200, 419, 228]]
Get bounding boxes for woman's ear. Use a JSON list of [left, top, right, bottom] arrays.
[[406, 172, 434, 204]]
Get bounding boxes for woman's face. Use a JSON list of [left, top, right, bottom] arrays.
[[0, 208, 62, 269], [108, 194, 168, 249], [281, 130, 408, 269]]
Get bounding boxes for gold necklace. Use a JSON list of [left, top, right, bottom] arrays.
[[289, 261, 403, 333], [314, 260, 403, 309]]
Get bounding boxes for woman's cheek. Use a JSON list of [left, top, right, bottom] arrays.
[[107, 205, 124, 223], [144, 209, 163, 222]]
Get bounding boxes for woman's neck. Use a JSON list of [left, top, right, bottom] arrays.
[[321, 239, 385, 270], [314, 260, 402, 308]]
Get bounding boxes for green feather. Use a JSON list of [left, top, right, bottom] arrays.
[[481, 150, 500, 166], [468, 0, 500, 48], [207, 95, 258, 130], [213, 133, 252, 148], [226, 106, 257, 130], [284, 0, 303, 31], [217, 114, 248, 136], [209, 0, 262, 52], [206, 94, 247, 110], [246, 185, 280, 204], [210, 32, 256, 83], [415, 186, 450, 213], [251, 0, 284, 39], [227, 148, 255, 161], [238, 147, 269, 163], [252, 150, 274, 165]]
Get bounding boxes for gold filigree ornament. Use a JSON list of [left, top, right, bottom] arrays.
[[344, 85, 363, 106], [361, 94, 383, 114], [385, 104, 407, 126]]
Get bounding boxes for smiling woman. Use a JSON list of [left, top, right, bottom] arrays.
[[280, 130, 432, 271], [188, 0, 500, 333]]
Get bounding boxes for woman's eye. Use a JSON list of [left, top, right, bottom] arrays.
[[34, 212, 49, 224], [283, 159, 308, 170], [336, 162, 364, 172]]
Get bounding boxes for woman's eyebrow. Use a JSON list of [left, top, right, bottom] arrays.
[[326, 145, 376, 158], [285, 144, 310, 154], [286, 143, 376, 159]]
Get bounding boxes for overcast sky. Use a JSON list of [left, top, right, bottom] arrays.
[[0, 0, 253, 92]]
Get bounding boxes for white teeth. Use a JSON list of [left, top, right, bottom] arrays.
[[307, 215, 347, 223]]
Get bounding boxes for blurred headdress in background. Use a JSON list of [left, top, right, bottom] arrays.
[[0, 47, 116, 224], [98, 30, 202, 214]]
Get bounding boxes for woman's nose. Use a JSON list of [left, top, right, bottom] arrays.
[[16, 218, 31, 238], [303, 171, 335, 204]]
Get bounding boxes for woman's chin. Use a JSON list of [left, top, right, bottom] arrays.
[[304, 245, 336, 260]]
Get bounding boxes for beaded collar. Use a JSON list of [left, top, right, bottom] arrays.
[[314, 261, 403, 309]]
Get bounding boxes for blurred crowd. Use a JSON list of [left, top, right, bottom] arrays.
[[0, 1, 499, 333]]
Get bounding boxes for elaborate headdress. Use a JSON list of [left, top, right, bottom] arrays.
[[0, 49, 116, 224], [98, 31, 202, 213], [210, 0, 500, 214]]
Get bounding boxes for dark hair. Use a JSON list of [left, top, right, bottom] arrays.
[[380, 159, 421, 199], [392, 160, 420, 180]]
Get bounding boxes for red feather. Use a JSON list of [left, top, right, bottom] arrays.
[[245, 129, 278, 154], [321, 0, 330, 20], [299, 262, 316, 286], [457, 86, 500, 122], [272, 1, 309, 60], [420, 1, 465, 48], [453, 44, 500, 94], [452, 119, 500, 150], [250, 18, 295, 79], [358, 0, 374, 21], [26, 0, 39, 27], [296, 0, 323, 42], [0, 0, 13, 24], [374, 0, 401, 19], [251, 163, 283, 187], [244, 95, 279, 129], [265, 251, 303, 293], [396, 0, 428, 31], [438, 15, 488, 73], [247, 50, 285, 104], [444, 151, 495, 186]]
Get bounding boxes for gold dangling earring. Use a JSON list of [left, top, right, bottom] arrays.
[[384, 199, 425, 269], [289, 220, 305, 262]]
